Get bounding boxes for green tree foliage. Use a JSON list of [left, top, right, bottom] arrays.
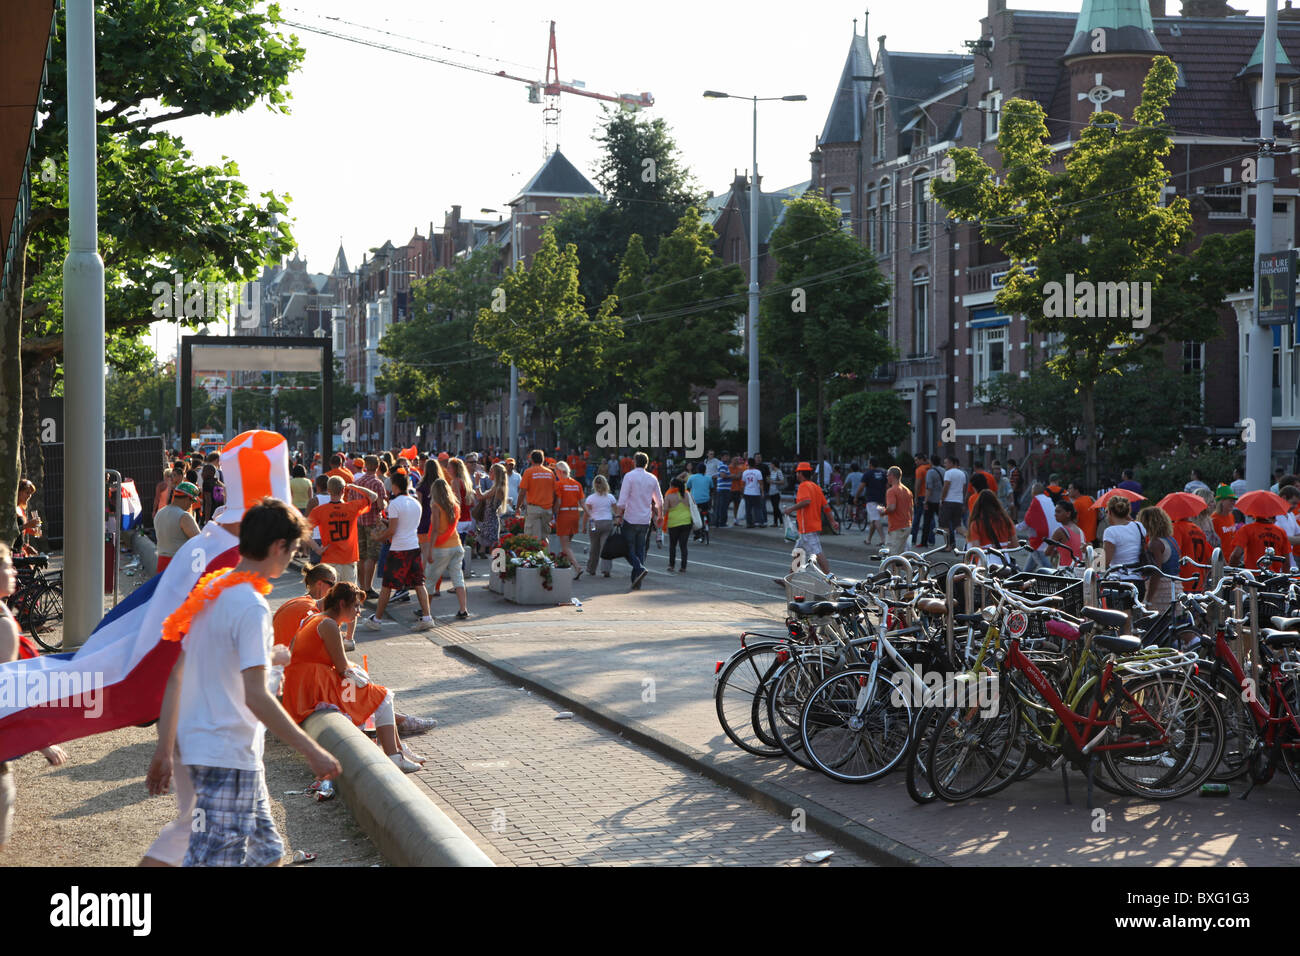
[[1, 0, 302, 541], [1136, 442, 1243, 503], [827, 392, 912, 460], [759, 191, 893, 465], [474, 229, 621, 436], [931, 56, 1253, 485], [606, 211, 745, 413], [378, 246, 506, 426], [976, 359, 1203, 474]]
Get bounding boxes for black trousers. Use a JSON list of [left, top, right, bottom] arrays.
[[668, 524, 690, 568]]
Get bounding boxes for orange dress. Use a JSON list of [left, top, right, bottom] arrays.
[[555, 477, 584, 536], [281, 613, 389, 726], [272, 595, 318, 648]]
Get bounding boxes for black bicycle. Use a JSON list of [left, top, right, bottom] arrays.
[[7, 554, 63, 652]]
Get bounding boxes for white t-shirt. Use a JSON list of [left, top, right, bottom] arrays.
[[1275, 511, 1300, 569], [586, 492, 614, 522], [942, 468, 967, 503], [704, 457, 721, 479], [387, 493, 421, 551], [176, 582, 273, 771], [1103, 521, 1144, 577], [507, 471, 522, 506], [742, 468, 763, 495], [311, 492, 330, 542]]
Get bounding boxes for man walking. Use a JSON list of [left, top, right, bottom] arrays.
[[784, 463, 839, 574], [860, 457, 888, 547], [939, 456, 967, 551], [614, 452, 662, 590], [910, 454, 930, 546], [518, 449, 556, 541], [741, 457, 765, 528], [353, 455, 387, 599], [884, 466, 913, 555], [712, 453, 732, 528]]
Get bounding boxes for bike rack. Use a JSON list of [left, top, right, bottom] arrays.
[[945, 562, 976, 655]]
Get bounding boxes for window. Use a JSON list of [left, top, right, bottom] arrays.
[[973, 325, 1008, 392], [878, 177, 892, 255], [1200, 184, 1247, 220], [830, 188, 853, 229], [873, 94, 887, 160], [913, 172, 931, 249], [1183, 340, 1206, 406], [912, 268, 930, 356], [984, 91, 1002, 141], [923, 386, 938, 454], [718, 394, 740, 433], [866, 185, 877, 253]]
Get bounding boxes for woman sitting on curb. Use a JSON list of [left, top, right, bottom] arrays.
[[282, 582, 428, 772]]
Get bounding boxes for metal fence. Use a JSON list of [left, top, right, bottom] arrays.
[[40, 436, 167, 544]]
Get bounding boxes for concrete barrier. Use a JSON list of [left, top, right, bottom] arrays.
[[302, 710, 493, 867], [130, 531, 158, 577]]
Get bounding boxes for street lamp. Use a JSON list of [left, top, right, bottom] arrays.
[[704, 90, 806, 458]]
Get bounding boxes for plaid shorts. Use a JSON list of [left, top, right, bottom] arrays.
[[383, 548, 425, 590], [357, 523, 384, 562], [183, 765, 284, 867]]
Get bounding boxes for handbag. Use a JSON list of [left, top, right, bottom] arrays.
[[784, 514, 799, 543], [601, 531, 629, 560], [688, 495, 702, 531]]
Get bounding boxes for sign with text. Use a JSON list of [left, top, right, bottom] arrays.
[[1258, 250, 1297, 326]]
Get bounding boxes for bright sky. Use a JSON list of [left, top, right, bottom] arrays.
[[150, 0, 1276, 359]]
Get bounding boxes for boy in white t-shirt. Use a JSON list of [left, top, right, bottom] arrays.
[[172, 499, 340, 866]]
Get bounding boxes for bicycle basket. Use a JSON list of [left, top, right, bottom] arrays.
[[784, 568, 837, 603]]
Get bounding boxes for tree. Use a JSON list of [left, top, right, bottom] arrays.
[[378, 246, 507, 429], [1, 0, 302, 542], [759, 191, 893, 465], [474, 229, 622, 438], [828, 392, 912, 460], [607, 211, 745, 413], [931, 56, 1253, 486], [276, 359, 361, 445]]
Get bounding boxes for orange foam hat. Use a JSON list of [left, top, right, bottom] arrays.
[[219, 430, 292, 518]]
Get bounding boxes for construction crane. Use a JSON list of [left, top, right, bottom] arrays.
[[280, 15, 653, 157]]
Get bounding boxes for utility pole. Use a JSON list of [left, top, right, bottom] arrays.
[[1247, 0, 1280, 490]]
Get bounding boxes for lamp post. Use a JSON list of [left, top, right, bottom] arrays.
[[384, 262, 421, 450], [703, 90, 806, 459]]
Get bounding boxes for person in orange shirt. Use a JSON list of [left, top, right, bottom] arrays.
[[567, 450, 589, 491], [729, 455, 746, 524], [307, 476, 377, 646], [783, 463, 839, 574], [518, 449, 556, 541], [884, 467, 914, 555], [553, 461, 585, 577], [272, 563, 337, 649], [1067, 482, 1097, 546], [1210, 486, 1239, 563], [281, 583, 427, 773], [1229, 516, 1290, 571], [1171, 516, 1210, 592], [325, 452, 355, 484]]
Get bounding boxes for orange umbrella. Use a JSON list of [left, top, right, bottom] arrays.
[[1155, 492, 1208, 521], [1235, 489, 1288, 518], [1092, 487, 1145, 509]]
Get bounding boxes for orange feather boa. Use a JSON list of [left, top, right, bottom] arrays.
[[161, 568, 272, 643]]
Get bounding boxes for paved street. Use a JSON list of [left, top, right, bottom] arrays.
[[382, 522, 1299, 867]]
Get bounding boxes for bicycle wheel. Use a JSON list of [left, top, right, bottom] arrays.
[[1100, 674, 1224, 800], [27, 585, 64, 652], [926, 695, 1018, 802], [714, 644, 786, 757], [1273, 673, 1300, 791], [799, 667, 914, 783], [1207, 665, 1256, 782], [767, 650, 841, 769], [905, 707, 942, 803]]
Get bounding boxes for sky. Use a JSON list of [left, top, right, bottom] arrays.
[[150, 0, 1277, 358]]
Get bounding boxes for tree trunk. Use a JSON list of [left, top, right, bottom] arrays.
[[816, 377, 826, 473], [1080, 381, 1099, 489], [20, 358, 47, 519], [0, 265, 24, 548]]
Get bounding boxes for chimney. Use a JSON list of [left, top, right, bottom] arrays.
[[989, 0, 1006, 15], [1149, 0, 1165, 16], [1282, 0, 1300, 21]]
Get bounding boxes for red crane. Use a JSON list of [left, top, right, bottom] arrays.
[[281, 16, 653, 157]]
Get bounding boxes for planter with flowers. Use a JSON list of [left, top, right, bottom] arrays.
[[494, 534, 574, 604]]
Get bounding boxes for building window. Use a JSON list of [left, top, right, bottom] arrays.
[[879, 177, 892, 255], [923, 386, 938, 453], [984, 91, 1002, 140], [912, 268, 929, 356], [1199, 184, 1247, 220], [830, 187, 852, 229], [1184, 340, 1206, 407], [866, 185, 877, 253], [913, 172, 930, 249], [873, 94, 887, 160], [718, 394, 740, 432], [973, 325, 1008, 393]]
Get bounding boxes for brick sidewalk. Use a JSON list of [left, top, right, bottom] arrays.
[[344, 618, 870, 866]]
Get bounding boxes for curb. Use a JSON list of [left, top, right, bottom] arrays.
[[439, 637, 944, 868], [303, 710, 494, 867]]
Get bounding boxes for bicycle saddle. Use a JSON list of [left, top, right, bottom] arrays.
[[13, 554, 48, 569], [916, 597, 948, 616], [786, 598, 856, 618], [1080, 606, 1128, 631], [1270, 616, 1300, 632], [1261, 629, 1300, 649], [1092, 633, 1142, 654]]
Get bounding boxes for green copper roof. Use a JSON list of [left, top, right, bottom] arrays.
[[1063, 0, 1162, 59], [1246, 33, 1293, 70]]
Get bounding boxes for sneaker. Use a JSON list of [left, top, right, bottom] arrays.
[[360, 614, 385, 631], [455, 610, 470, 620], [667, 564, 675, 572], [397, 715, 438, 734], [413, 616, 435, 631], [602, 571, 611, 578], [365, 589, 379, 600], [389, 752, 422, 773], [400, 745, 428, 764], [392, 589, 412, 604], [631, 568, 648, 590]]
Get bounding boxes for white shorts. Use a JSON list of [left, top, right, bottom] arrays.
[[866, 502, 884, 522], [326, 562, 357, 584], [796, 532, 823, 556]]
